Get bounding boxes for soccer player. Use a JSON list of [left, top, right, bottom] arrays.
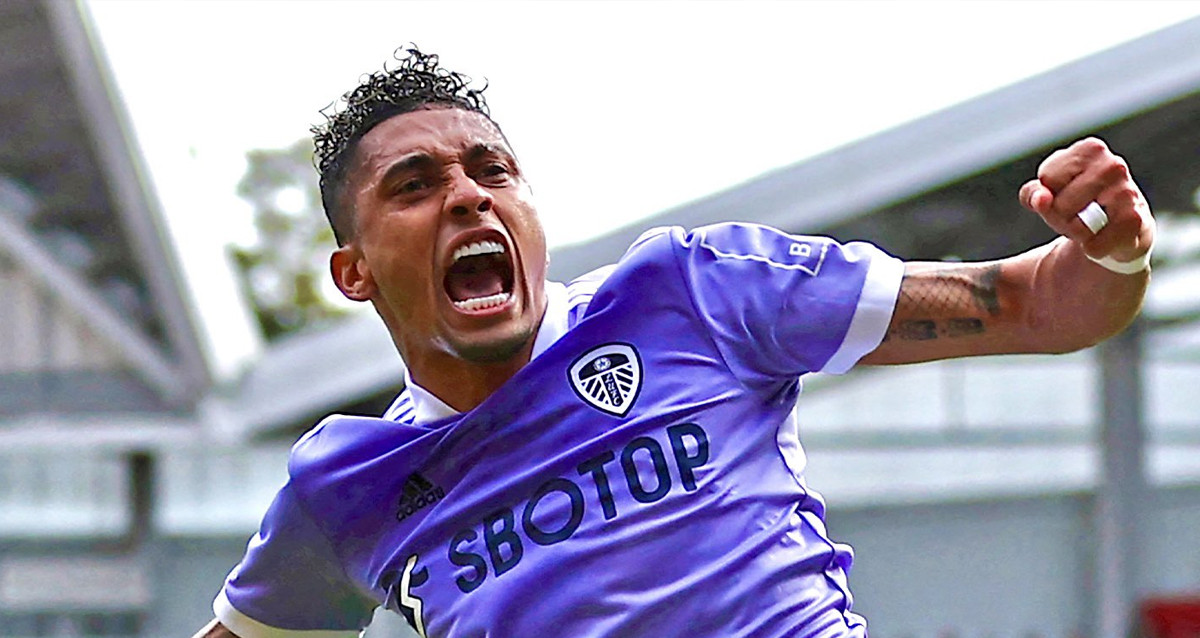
[[193, 47, 1154, 638]]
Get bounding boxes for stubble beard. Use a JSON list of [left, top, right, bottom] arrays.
[[445, 323, 537, 365]]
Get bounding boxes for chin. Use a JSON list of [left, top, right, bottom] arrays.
[[447, 325, 535, 365]]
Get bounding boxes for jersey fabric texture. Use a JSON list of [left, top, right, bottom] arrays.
[[215, 223, 904, 638]]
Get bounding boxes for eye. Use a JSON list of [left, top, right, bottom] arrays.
[[477, 163, 511, 183], [398, 178, 428, 194]]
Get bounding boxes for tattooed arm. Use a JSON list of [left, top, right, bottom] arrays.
[[861, 137, 1154, 365], [860, 238, 1149, 365]]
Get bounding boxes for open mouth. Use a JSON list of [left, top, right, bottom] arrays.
[[443, 239, 515, 312]]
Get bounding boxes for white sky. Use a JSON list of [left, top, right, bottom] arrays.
[[83, 0, 1200, 377]]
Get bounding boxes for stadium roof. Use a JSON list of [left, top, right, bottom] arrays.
[[0, 0, 209, 414]]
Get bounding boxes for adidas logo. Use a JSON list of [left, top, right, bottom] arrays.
[[397, 473, 445, 522]]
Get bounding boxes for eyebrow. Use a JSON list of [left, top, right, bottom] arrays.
[[376, 143, 517, 191], [464, 142, 514, 163], [377, 153, 437, 190]]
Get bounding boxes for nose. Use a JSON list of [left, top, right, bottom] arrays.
[[445, 167, 494, 218]]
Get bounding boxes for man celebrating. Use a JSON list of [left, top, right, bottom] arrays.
[[194, 47, 1153, 638]]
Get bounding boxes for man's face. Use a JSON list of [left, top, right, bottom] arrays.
[[336, 107, 548, 369]]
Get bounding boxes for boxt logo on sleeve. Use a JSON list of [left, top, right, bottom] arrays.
[[568, 343, 642, 417]]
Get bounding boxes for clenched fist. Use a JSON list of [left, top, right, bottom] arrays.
[[1019, 137, 1156, 265]]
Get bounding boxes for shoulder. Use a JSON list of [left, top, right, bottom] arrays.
[[597, 225, 687, 284], [622, 225, 683, 262], [601, 222, 842, 285], [656, 222, 893, 283], [574, 223, 809, 305], [563, 265, 616, 326], [555, 228, 682, 324], [612, 222, 835, 266], [684, 222, 838, 269], [287, 412, 418, 487]]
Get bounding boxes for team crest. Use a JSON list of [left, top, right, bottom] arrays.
[[568, 343, 643, 417]]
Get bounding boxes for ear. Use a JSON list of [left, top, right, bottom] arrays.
[[330, 244, 374, 302]]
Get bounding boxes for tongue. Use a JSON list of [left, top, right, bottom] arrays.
[[446, 269, 505, 302]]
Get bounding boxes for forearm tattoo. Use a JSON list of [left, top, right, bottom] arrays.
[[883, 264, 1002, 342]]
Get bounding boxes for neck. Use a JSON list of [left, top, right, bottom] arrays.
[[405, 341, 535, 412]]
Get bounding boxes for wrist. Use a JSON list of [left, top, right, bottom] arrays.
[[1085, 245, 1152, 274]]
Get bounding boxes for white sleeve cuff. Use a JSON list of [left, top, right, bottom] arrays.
[[821, 249, 904, 374], [214, 588, 364, 638]]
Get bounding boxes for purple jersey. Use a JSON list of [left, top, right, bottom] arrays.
[[215, 223, 903, 638]]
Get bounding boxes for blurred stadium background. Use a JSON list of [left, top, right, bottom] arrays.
[[2, 1, 1199, 637]]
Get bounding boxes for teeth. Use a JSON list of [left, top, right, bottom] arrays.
[[453, 292, 511, 312], [453, 240, 506, 263]]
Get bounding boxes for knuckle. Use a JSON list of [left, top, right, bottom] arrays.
[[1076, 137, 1109, 156], [1112, 184, 1141, 206], [1102, 156, 1130, 180], [1038, 154, 1064, 181], [1099, 163, 1124, 184]]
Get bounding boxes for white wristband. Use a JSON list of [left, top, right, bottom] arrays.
[[1074, 201, 1153, 274], [1086, 247, 1152, 274]]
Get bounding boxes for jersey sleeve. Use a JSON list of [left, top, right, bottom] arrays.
[[642, 223, 903, 381], [214, 481, 376, 638]]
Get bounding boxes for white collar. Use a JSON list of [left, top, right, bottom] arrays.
[[402, 281, 569, 424]]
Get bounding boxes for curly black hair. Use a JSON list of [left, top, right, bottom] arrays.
[[312, 46, 492, 245]]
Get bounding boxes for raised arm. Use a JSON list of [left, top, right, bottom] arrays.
[[861, 137, 1153, 365]]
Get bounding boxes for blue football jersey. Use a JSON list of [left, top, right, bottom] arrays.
[[215, 223, 903, 638]]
